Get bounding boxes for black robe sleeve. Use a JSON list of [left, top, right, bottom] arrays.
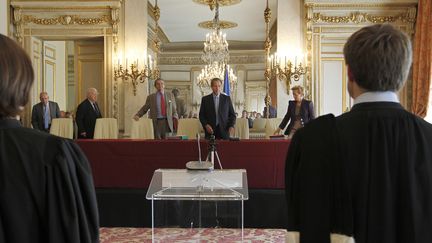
[[0, 128, 99, 243], [285, 114, 353, 243], [43, 138, 99, 243]]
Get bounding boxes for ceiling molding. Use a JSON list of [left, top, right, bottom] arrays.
[[198, 20, 238, 29], [148, 2, 170, 43], [159, 52, 265, 65], [192, 0, 242, 9], [159, 40, 264, 53]]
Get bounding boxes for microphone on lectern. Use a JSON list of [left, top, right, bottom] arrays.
[[186, 133, 213, 170]]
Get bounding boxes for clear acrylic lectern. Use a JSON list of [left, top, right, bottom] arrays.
[[146, 169, 248, 241]]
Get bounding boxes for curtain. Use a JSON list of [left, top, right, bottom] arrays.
[[411, 0, 432, 117]]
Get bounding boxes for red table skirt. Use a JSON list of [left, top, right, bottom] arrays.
[[77, 139, 290, 189], [99, 227, 287, 242]]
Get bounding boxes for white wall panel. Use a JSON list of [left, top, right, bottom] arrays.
[[321, 59, 345, 116], [45, 41, 66, 110]]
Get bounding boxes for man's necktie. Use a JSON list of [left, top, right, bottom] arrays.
[[160, 93, 166, 117], [93, 102, 100, 116], [44, 104, 49, 129], [214, 96, 219, 126]]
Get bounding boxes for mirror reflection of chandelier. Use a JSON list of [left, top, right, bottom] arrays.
[[197, 0, 237, 93]]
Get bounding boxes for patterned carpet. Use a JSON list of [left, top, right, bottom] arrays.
[[100, 227, 287, 242]]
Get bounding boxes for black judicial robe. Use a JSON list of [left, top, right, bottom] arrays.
[[286, 102, 432, 243], [0, 119, 99, 243]]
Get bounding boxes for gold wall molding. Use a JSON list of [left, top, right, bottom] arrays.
[[310, 11, 415, 24], [305, 2, 417, 9], [22, 14, 110, 25]]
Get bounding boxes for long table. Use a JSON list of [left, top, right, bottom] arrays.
[[77, 139, 290, 189], [76, 139, 291, 228]]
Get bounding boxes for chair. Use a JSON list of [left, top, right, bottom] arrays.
[[50, 118, 73, 139], [94, 118, 118, 139], [251, 118, 266, 132], [130, 118, 154, 139], [235, 118, 249, 139], [265, 118, 283, 138], [176, 119, 201, 139]]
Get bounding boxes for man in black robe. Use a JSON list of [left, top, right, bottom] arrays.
[[0, 33, 99, 243], [286, 24, 432, 243]]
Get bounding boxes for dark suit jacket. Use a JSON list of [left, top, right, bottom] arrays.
[[76, 99, 102, 139], [199, 93, 236, 139], [286, 102, 432, 243], [31, 101, 61, 131], [279, 99, 314, 135], [0, 118, 99, 243]]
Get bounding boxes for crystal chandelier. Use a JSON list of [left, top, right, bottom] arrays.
[[197, 0, 237, 93]]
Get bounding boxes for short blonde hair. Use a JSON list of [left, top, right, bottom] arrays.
[[291, 85, 304, 95]]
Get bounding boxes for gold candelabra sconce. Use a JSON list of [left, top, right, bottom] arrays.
[[268, 53, 308, 92], [114, 56, 160, 96], [114, 0, 163, 96]]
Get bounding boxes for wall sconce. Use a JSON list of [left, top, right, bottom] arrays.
[[114, 0, 163, 96], [268, 53, 308, 92], [114, 55, 160, 96]]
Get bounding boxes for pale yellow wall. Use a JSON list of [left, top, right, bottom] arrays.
[[0, 0, 7, 35], [122, 0, 149, 136], [276, 0, 304, 118]]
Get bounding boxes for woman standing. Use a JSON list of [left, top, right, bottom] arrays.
[[274, 86, 315, 138]]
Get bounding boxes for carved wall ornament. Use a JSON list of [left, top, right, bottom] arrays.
[[22, 14, 111, 25], [310, 11, 416, 24], [111, 7, 119, 51], [13, 8, 23, 43]]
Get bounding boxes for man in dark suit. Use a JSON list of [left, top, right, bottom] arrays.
[[31, 91, 61, 132], [199, 78, 236, 140], [76, 88, 102, 139], [285, 24, 432, 243]]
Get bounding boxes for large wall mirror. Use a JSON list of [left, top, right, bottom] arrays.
[[11, 0, 120, 127], [30, 38, 104, 114]]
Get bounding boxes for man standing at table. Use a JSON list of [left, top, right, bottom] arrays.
[[76, 87, 102, 139], [133, 78, 178, 139], [199, 78, 236, 140], [31, 92, 61, 132], [285, 24, 432, 243]]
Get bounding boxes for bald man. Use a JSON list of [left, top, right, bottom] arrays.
[[76, 88, 102, 139], [31, 92, 61, 132]]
